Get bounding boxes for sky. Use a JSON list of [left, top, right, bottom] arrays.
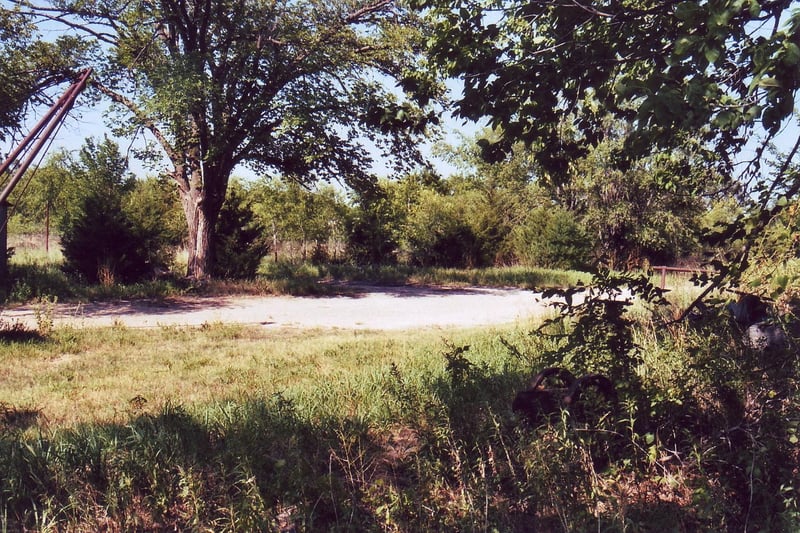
[[0, 80, 477, 187]]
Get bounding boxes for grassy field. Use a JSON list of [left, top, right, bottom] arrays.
[[1, 242, 799, 531], [0, 323, 530, 427], [1, 307, 798, 531]]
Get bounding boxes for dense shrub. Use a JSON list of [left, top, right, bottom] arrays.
[[212, 181, 269, 278], [57, 138, 181, 284], [402, 190, 483, 267], [60, 194, 152, 284], [345, 192, 399, 265], [512, 205, 591, 270]]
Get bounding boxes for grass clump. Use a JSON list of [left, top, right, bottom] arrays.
[[321, 263, 590, 289]]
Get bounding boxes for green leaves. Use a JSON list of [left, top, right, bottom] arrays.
[[0, 7, 90, 140], [420, 0, 800, 171]]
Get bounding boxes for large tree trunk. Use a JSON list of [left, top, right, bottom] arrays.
[[182, 189, 215, 279], [175, 159, 229, 280]]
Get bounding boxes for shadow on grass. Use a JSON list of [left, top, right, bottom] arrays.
[[0, 322, 46, 344], [0, 403, 43, 432], [0, 332, 797, 531]]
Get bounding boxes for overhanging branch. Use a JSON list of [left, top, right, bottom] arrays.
[[92, 82, 182, 171]]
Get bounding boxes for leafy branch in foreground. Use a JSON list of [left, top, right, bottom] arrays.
[[418, 0, 800, 309]]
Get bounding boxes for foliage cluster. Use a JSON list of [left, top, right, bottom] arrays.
[[58, 139, 183, 284], [245, 129, 720, 272], [0, 9, 87, 141]]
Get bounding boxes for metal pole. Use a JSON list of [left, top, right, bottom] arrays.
[[0, 68, 92, 284], [0, 69, 93, 204], [0, 84, 76, 178], [0, 202, 7, 284]]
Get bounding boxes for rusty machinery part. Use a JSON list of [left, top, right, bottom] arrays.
[[562, 374, 618, 406], [528, 366, 576, 390], [512, 367, 617, 423], [512, 366, 576, 422]]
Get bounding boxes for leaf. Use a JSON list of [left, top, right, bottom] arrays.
[[674, 2, 701, 21], [704, 45, 721, 65], [673, 36, 696, 57], [782, 42, 800, 66], [713, 109, 740, 129], [758, 76, 781, 88]]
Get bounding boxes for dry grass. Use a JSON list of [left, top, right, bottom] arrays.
[[0, 322, 520, 427]]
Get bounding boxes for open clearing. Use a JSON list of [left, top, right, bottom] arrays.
[[2, 284, 555, 330]]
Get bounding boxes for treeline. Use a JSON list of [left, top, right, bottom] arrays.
[[8, 131, 795, 283]]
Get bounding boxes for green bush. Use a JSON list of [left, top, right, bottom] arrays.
[[57, 138, 178, 284], [345, 194, 399, 265], [402, 190, 483, 268], [513, 205, 591, 270], [60, 194, 153, 284], [212, 182, 269, 279]]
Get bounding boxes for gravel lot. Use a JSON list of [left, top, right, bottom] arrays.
[[2, 284, 554, 331]]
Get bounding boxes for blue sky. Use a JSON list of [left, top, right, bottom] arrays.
[[1, 93, 477, 185]]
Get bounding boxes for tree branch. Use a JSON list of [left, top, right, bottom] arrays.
[[92, 81, 182, 171]]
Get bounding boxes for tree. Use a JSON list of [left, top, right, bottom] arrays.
[[0, 8, 87, 141], [213, 180, 269, 278], [59, 137, 154, 283], [511, 204, 591, 270], [252, 178, 348, 263], [16, 0, 440, 279], [124, 176, 187, 271], [559, 135, 712, 268], [402, 187, 481, 267], [418, 0, 800, 290], [8, 150, 71, 251], [438, 130, 538, 265], [346, 184, 401, 265]]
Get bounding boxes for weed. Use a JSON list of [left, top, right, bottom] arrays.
[[33, 295, 57, 336]]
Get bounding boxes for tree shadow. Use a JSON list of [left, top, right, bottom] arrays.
[[0, 321, 46, 344], [0, 403, 43, 432]]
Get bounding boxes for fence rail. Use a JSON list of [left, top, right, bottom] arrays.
[[653, 266, 715, 289]]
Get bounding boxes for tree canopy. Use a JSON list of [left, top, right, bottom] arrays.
[[10, 0, 441, 278], [0, 7, 87, 142], [418, 0, 799, 165]]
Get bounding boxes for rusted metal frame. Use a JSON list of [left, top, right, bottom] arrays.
[[0, 68, 92, 204]]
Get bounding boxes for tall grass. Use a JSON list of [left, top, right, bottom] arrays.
[[1, 315, 798, 531], [319, 263, 590, 289]]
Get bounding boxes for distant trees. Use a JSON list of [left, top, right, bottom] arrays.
[[372, 128, 712, 270], [9, 124, 725, 280], [252, 179, 349, 264], [240, 126, 717, 271]]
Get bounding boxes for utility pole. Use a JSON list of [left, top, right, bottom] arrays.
[[0, 69, 92, 283]]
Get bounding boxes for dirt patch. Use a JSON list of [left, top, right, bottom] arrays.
[[2, 284, 555, 331]]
